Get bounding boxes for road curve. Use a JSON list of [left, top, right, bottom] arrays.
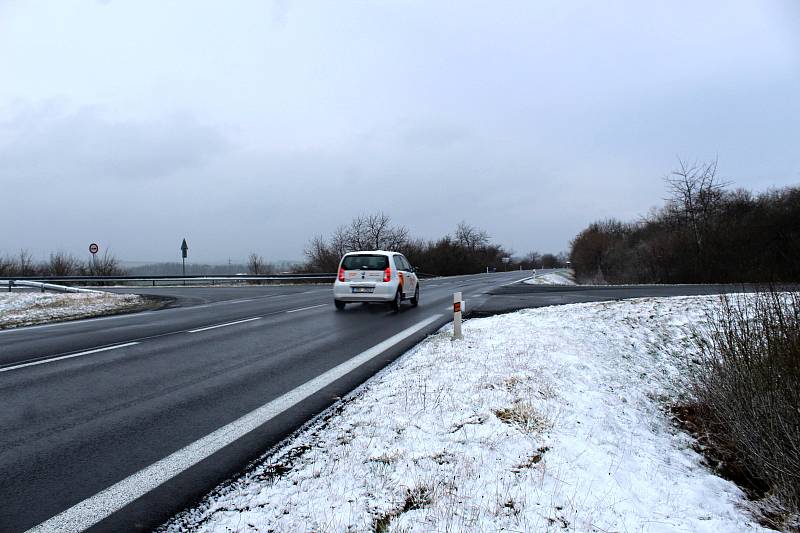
[[0, 271, 526, 533], [2, 272, 760, 532]]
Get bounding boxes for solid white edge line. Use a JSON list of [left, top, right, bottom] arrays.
[[187, 317, 261, 333], [285, 304, 327, 313], [0, 342, 141, 374], [25, 313, 444, 533]]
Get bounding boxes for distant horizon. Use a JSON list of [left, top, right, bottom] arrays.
[[119, 258, 304, 267]]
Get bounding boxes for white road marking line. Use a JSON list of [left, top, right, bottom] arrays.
[[187, 317, 261, 333], [0, 342, 141, 374], [286, 304, 327, 313], [26, 313, 444, 533], [216, 298, 256, 305]]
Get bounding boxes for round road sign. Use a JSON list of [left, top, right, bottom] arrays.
[[89, 243, 99, 254]]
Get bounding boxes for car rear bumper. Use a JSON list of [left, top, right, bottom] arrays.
[[333, 282, 396, 302]]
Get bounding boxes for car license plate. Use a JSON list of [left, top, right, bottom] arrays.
[[352, 287, 373, 293]]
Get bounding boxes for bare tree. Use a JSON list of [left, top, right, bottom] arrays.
[[522, 251, 542, 269], [304, 213, 410, 271], [455, 221, 490, 251], [304, 235, 340, 272], [541, 253, 561, 269], [347, 212, 409, 251], [665, 157, 728, 266], [247, 253, 266, 275], [330, 225, 351, 258]]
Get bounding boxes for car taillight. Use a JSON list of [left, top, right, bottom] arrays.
[[383, 267, 391, 282], [338, 267, 345, 282]]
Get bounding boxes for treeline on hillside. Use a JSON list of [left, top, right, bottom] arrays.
[[570, 159, 800, 284], [125, 258, 301, 276], [126, 262, 249, 276], [0, 252, 305, 278], [304, 213, 565, 276], [3, 217, 564, 278], [0, 250, 126, 277]]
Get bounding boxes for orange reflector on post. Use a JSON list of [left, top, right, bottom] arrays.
[[453, 302, 461, 313]]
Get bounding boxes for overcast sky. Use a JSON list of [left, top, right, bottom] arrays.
[[1, 1, 798, 263]]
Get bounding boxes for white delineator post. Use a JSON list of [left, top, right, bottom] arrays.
[[453, 291, 463, 339]]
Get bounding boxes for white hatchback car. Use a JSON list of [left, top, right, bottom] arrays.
[[333, 251, 419, 311]]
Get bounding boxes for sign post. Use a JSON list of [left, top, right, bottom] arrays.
[[180, 238, 189, 277], [453, 291, 463, 340], [89, 243, 99, 273]]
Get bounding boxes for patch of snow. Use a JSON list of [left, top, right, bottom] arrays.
[[0, 292, 145, 329], [162, 295, 771, 533], [523, 270, 576, 285]]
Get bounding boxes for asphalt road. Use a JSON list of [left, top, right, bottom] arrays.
[[0, 271, 528, 533], [1, 272, 758, 533]]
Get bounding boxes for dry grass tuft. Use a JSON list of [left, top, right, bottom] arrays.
[[494, 401, 551, 433]]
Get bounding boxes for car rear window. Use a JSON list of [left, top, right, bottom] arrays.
[[342, 254, 389, 270]]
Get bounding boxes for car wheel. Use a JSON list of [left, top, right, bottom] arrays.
[[410, 285, 419, 307], [390, 290, 402, 312], [334, 300, 346, 310]]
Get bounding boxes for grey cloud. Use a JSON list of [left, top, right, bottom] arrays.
[[0, 1, 797, 263], [271, 0, 290, 27], [0, 103, 230, 185], [399, 122, 470, 150]]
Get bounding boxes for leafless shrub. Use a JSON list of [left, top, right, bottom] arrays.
[[691, 291, 800, 520], [247, 253, 269, 275], [0, 249, 126, 279], [17, 249, 36, 276], [82, 250, 126, 276], [47, 251, 80, 276], [0, 254, 14, 276], [373, 484, 433, 532]]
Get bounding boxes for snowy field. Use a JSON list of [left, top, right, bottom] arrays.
[[523, 270, 576, 285], [0, 292, 146, 329], [162, 295, 770, 533]]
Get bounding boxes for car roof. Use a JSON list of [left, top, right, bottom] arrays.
[[343, 250, 399, 256]]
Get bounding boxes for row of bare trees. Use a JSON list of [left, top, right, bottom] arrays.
[[570, 158, 800, 284], [304, 214, 557, 276], [0, 250, 126, 277], [304, 213, 410, 272]]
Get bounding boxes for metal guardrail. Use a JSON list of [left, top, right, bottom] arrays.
[[0, 274, 338, 289], [1, 280, 105, 294], [0, 273, 336, 281], [0, 270, 477, 291]]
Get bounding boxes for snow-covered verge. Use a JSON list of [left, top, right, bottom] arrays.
[[162, 296, 773, 533], [523, 270, 576, 285], [0, 292, 147, 329]]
